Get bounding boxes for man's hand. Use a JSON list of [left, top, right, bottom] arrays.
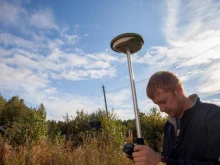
[[132, 145, 161, 165]]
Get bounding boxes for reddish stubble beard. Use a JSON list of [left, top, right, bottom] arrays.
[[168, 92, 185, 117]]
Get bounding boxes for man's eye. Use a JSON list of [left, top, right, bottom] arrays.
[[161, 100, 166, 104]]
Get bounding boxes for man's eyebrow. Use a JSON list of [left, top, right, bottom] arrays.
[[155, 98, 166, 104]]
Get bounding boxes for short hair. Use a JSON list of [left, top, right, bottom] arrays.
[[146, 71, 183, 99]]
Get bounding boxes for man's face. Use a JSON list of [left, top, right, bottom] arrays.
[[152, 88, 183, 117]]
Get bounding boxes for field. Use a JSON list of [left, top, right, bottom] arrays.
[[1, 135, 133, 165]]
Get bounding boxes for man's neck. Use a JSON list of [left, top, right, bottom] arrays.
[[183, 98, 194, 110], [177, 95, 196, 118], [180, 94, 198, 117]]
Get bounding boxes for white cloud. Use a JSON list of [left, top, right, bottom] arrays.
[[0, 69, 103, 121], [0, 63, 49, 93], [73, 24, 80, 33], [114, 109, 135, 121], [60, 33, 80, 45], [85, 61, 110, 69], [0, 60, 106, 121], [178, 70, 201, 82], [106, 89, 157, 120], [59, 26, 81, 45], [0, 1, 59, 31], [31, 33, 64, 50], [106, 89, 134, 120], [83, 34, 89, 37], [87, 53, 121, 62], [0, 46, 118, 82], [0, 47, 12, 56], [41, 93, 105, 121], [0, 33, 35, 50], [88, 68, 116, 79], [164, 0, 180, 42], [164, 0, 220, 43], [0, 32, 64, 53], [196, 63, 220, 94], [50, 67, 116, 81], [30, 9, 59, 30], [107, 89, 131, 105], [3, 54, 39, 69], [0, 0, 121, 82], [135, 30, 220, 67], [47, 48, 85, 65], [0, 1, 28, 29], [138, 99, 156, 114], [96, 53, 121, 62], [44, 87, 57, 94]]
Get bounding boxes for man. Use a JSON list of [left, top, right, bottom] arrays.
[[132, 71, 220, 165]]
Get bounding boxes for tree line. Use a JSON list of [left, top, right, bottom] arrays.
[[0, 95, 167, 151]]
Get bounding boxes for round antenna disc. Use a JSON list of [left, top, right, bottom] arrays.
[[110, 33, 144, 54]]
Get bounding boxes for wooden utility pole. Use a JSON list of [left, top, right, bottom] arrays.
[[102, 85, 108, 117]]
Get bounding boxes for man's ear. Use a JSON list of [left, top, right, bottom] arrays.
[[175, 84, 183, 95]]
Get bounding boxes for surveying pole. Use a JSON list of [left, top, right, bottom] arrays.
[[110, 33, 144, 158]]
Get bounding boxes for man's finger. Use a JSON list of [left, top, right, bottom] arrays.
[[133, 156, 145, 162], [133, 144, 147, 152], [132, 151, 142, 158]]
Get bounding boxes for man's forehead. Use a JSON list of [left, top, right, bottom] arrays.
[[152, 89, 167, 101], [154, 89, 166, 96]]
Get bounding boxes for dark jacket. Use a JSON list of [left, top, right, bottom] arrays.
[[162, 97, 220, 165]]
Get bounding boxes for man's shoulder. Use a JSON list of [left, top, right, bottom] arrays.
[[198, 101, 220, 119], [199, 101, 220, 111], [190, 94, 220, 112]]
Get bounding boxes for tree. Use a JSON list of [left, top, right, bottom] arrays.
[[47, 120, 61, 142], [0, 95, 7, 124], [0, 96, 29, 125], [6, 102, 48, 145]]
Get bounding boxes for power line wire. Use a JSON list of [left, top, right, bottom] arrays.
[[88, 86, 102, 97], [83, 95, 103, 110], [167, 44, 220, 70], [184, 19, 220, 41], [106, 84, 131, 93], [106, 43, 220, 93]]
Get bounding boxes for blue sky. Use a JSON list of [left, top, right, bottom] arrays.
[[0, 0, 220, 121]]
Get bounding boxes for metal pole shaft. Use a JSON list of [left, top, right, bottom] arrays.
[[126, 50, 142, 138]]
